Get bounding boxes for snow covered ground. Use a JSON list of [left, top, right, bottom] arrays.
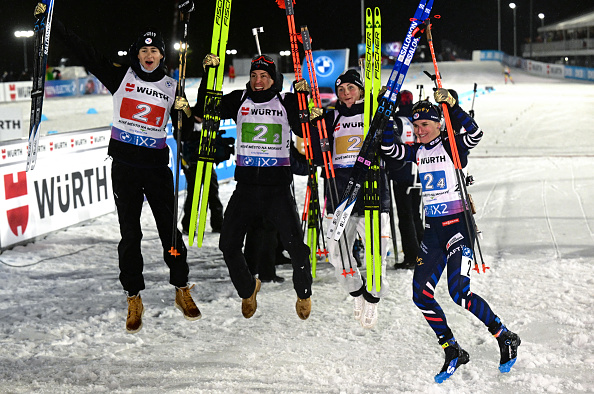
[[0, 61, 593, 393]]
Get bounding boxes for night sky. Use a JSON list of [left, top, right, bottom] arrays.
[[1, 0, 590, 79]]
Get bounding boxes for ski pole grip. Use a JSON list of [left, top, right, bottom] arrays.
[[300, 26, 312, 51], [284, 0, 294, 15]]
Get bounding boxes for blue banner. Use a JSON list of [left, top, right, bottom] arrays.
[[301, 49, 350, 89], [165, 119, 238, 192]]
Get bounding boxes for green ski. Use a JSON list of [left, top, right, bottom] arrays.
[[364, 7, 383, 292], [188, 0, 232, 247]]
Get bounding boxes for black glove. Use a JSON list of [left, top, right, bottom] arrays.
[[178, 0, 195, 13]]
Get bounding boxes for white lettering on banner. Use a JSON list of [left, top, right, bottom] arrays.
[[45, 83, 76, 96]]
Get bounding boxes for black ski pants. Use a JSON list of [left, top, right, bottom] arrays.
[[112, 161, 189, 295], [219, 183, 312, 299]]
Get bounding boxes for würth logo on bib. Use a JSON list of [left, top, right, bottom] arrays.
[[241, 107, 250, 116], [125, 83, 135, 92]]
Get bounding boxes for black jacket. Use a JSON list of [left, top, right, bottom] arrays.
[[52, 19, 193, 168], [194, 77, 303, 186]]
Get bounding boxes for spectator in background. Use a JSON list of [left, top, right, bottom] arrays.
[[228, 64, 235, 83]]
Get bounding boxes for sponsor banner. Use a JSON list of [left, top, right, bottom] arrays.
[[475, 50, 504, 62], [0, 74, 110, 103], [0, 130, 114, 250], [0, 118, 238, 249], [164, 118, 237, 190], [0, 106, 25, 142], [383, 41, 402, 58], [565, 66, 594, 82], [357, 41, 402, 58], [44, 79, 78, 98], [78, 76, 109, 95], [472, 50, 594, 83], [301, 49, 350, 89], [0, 128, 110, 167], [2, 81, 33, 102], [525, 60, 564, 79]]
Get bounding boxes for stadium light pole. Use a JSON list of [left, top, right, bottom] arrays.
[[14, 30, 34, 73], [538, 13, 545, 49], [509, 3, 517, 57], [497, 0, 501, 52]]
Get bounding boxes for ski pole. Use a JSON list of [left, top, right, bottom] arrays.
[[423, 20, 487, 273], [301, 24, 355, 277], [469, 82, 477, 118], [170, 7, 191, 257], [276, 0, 331, 275], [252, 27, 264, 55]]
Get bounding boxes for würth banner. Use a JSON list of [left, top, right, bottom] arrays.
[[0, 128, 114, 250]]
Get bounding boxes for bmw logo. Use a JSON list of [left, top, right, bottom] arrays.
[[243, 157, 254, 166], [120, 132, 131, 142], [314, 56, 334, 77]]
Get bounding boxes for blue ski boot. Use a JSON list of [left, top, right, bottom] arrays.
[[489, 317, 521, 373], [434, 338, 470, 383], [495, 328, 521, 373]]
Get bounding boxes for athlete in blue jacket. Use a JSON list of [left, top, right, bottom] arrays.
[[381, 89, 520, 383]]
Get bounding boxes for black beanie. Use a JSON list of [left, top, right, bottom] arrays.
[[334, 69, 364, 94], [130, 29, 166, 61], [412, 100, 441, 122], [250, 55, 276, 82]]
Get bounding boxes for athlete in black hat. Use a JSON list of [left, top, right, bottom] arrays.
[[44, 2, 201, 333], [195, 53, 313, 320]]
